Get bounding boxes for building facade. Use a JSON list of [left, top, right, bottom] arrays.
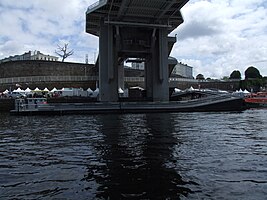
[[0, 51, 58, 63], [172, 62, 193, 79], [131, 61, 194, 79], [131, 61, 145, 70]]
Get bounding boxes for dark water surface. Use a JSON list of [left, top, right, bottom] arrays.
[[0, 109, 266, 199]]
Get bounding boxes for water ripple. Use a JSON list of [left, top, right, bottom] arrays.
[[0, 110, 266, 199]]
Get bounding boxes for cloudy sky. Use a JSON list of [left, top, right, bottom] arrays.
[[0, 0, 266, 78]]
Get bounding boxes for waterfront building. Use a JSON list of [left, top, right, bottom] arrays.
[[131, 60, 145, 70], [172, 62, 193, 79], [131, 61, 194, 79], [0, 51, 58, 63]]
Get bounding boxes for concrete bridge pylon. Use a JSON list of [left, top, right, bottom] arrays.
[[86, 0, 189, 102]]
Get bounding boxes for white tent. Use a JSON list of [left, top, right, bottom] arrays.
[[13, 87, 25, 93], [25, 87, 32, 94], [87, 88, 93, 93], [34, 87, 41, 92], [3, 89, 9, 94], [118, 87, 124, 94], [243, 89, 250, 94], [87, 88, 93, 96], [51, 87, 58, 92], [92, 88, 99, 97], [174, 88, 181, 93], [43, 88, 50, 92]]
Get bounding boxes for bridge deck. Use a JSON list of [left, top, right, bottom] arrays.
[[86, 0, 189, 36]]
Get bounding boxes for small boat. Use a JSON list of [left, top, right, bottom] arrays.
[[245, 92, 267, 108]]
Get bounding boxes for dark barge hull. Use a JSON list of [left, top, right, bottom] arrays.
[[10, 97, 245, 115]]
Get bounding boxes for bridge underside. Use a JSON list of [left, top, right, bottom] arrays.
[[86, 0, 189, 102]]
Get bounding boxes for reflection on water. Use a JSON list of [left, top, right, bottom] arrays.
[[0, 109, 267, 199], [84, 114, 193, 199]]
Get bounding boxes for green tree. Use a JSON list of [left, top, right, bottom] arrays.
[[245, 66, 262, 79], [222, 76, 229, 80], [240, 66, 264, 92], [229, 70, 241, 79], [196, 74, 205, 80]]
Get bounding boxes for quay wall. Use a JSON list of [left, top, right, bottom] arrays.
[[0, 60, 97, 91], [0, 60, 96, 78], [169, 79, 240, 91], [0, 60, 240, 92]]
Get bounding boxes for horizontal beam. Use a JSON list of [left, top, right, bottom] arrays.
[[104, 20, 171, 28]]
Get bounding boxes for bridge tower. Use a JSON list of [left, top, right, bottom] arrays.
[[86, 0, 188, 102]]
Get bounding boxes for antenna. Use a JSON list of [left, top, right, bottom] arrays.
[[85, 54, 88, 64]]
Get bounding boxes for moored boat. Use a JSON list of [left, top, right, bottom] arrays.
[[245, 92, 267, 108], [10, 92, 246, 115]]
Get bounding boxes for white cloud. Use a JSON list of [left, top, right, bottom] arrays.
[[0, 0, 266, 78], [0, 0, 97, 62], [172, 0, 267, 78]]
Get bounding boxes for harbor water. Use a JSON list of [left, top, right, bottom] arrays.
[[0, 109, 266, 199]]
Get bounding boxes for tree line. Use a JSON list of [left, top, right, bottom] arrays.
[[196, 66, 266, 92]]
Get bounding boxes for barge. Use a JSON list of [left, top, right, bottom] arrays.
[[10, 93, 246, 115]]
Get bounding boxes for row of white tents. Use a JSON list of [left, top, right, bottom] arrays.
[[3, 86, 250, 94], [2, 86, 251, 98], [173, 86, 251, 94], [1, 87, 100, 97]]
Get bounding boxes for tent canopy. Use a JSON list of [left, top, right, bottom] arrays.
[[118, 88, 124, 94], [174, 88, 181, 93], [51, 87, 58, 92], [3, 89, 9, 94], [34, 87, 41, 92], [87, 88, 93, 93], [43, 87, 50, 92], [13, 87, 25, 93], [25, 87, 32, 93]]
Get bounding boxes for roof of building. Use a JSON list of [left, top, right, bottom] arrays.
[[86, 0, 189, 36], [0, 51, 58, 63]]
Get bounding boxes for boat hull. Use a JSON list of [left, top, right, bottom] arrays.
[[245, 92, 267, 108], [10, 97, 246, 115]]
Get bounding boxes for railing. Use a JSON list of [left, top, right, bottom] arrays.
[[0, 76, 144, 84], [0, 75, 213, 85], [172, 93, 238, 107], [124, 77, 144, 82], [0, 76, 98, 84], [169, 77, 199, 83]]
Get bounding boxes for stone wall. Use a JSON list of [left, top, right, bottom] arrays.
[[0, 60, 241, 92], [0, 60, 96, 78], [0, 60, 97, 91]]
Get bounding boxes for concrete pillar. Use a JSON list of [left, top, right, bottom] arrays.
[[156, 28, 169, 101], [116, 26, 124, 95], [99, 20, 118, 101], [145, 28, 169, 102], [145, 60, 153, 100], [118, 63, 124, 90]]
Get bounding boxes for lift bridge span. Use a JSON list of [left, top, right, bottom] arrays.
[[86, 0, 189, 102]]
